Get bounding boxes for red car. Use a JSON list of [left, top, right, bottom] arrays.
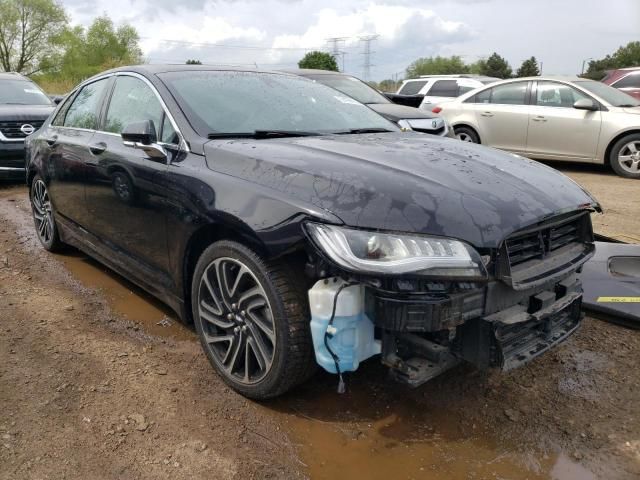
[[602, 67, 640, 100]]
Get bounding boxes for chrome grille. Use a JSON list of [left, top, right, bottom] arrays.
[[0, 120, 44, 139]]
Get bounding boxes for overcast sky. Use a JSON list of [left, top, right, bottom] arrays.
[[59, 0, 639, 81]]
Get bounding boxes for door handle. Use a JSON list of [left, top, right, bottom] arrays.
[[480, 111, 494, 117], [532, 116, 547, 122], [45, 135, 58, 146], [89, 142, 107, 155]]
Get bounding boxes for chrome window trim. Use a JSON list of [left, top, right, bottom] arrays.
[[0, 131, 25, 143], [51, 72, 188, 153]]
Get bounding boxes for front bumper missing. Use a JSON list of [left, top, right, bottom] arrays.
[[455, 294, 582, 372], [376, 276, 584, 387]]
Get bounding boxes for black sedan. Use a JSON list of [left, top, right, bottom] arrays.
[[26, 65, 599, 399], [284, 69, 452, 137]]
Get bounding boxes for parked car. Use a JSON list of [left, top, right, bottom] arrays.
[[432, 76, 640, 178], [396, 75, 500, 110], [0, 72, 55, 180], [27, 65, 600, 399], [284, 69, 452, 137], [602, 67, 640, 100]]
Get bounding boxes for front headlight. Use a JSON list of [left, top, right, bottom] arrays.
[[306, 223, 487, 278]]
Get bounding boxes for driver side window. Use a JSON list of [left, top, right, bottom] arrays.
[[535, 81, 587, 108], [104, 76, 165, 140]]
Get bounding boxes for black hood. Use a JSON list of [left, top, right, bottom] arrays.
[[0, 104, 54, 122], [203, 132, 599, 248], [368, 103, 436, 121]]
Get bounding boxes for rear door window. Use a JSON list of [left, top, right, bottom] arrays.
[[398, 80, 427, 95], [426, 80, 459, 97], [465, 88, 491, 104], [62, 78, 109, 129], [488, 82, 528, 105], [614, 73, 640, 89]]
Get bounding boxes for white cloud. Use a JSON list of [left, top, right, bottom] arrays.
[[59, 0, 639, 79]]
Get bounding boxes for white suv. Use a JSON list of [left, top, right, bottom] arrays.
[[396, 75, 500, 111]]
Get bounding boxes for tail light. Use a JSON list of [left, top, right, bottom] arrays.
[[432, 106, 442, 114]]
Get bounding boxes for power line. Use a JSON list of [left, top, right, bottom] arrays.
[[359, 34, 379, 81], [140, 37, 320, 51], [326, 37, 348, 72]]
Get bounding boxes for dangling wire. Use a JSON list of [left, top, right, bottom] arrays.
[[323, 281, 354, 394]]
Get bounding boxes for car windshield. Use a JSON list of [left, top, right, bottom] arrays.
[[0, 79, 52, 106], [159, 70, 396, 136], [305, 74, 390, 105], [574, 80, 640, 107]]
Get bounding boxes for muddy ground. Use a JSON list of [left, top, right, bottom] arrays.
[[1, 164, 639, 480]]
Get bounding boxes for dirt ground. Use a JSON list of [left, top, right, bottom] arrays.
[[1, 164, 639, 480]]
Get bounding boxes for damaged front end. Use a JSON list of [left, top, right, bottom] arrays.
[[305, 210, 595, 388]]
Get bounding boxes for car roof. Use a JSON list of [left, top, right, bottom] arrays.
[[281, 68, 346, 76], [0, 72, 27, 81], [87, 64, 299, 81]]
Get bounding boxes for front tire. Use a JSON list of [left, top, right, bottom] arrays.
[[30, 175, 64, 252], [609, 134, 640, 179], [454, 126, 480, 143], [191, 240, 315, 399]]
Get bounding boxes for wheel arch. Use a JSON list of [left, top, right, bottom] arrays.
[[180, 220, 307, 324], [452, 123, 482, 144], [603, 129, 640, 165]]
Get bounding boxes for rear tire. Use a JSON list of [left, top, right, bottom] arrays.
[[30, 175, 64, 252], [191, 240, 316, 399], [609, 134, 640, 179], [454, 126, 480, 143]]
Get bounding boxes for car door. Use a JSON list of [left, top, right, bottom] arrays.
[[526, 81, 602, 161], [83, 74, 176, 278], [469, 81, 531, 153], [44, 77, 111, 228]]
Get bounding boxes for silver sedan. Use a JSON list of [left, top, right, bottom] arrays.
[[433, 77, 640, 178]]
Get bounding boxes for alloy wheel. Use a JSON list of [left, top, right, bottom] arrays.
[[618, 140, 640, 174], [197, 257, 276, 385], [31, 179, 54, 245], [457, 132, 473, 142]]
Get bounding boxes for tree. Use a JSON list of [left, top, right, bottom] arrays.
[[186, 59, 202, 65], [405, 55, 468, 78], [0, 0, 67, 74], [378, 79, 400, 92], [51, 15, 142, 82], [481, 52, 512, 79], [583, 41, 640, 80], [516, 56, 540, 77], [298, 51, 338, 71], [468, 59, 486, 75]]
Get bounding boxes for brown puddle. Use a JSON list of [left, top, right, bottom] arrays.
[[271, 375, 597, 480], [53, 250, 194, 341]]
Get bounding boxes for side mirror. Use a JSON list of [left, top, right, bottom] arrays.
[[573, 98, 598, 111], [122, 120, 157, 145], [121, 120, 167, 160]]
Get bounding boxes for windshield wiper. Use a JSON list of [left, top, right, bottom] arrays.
[[617, 104, 638, 108], [207, 130, 321, 139], [333, 127, 395, 134]]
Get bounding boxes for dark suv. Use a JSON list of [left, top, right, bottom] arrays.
[[26, 65, 599, 399], [0, 72, 55, 180]]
